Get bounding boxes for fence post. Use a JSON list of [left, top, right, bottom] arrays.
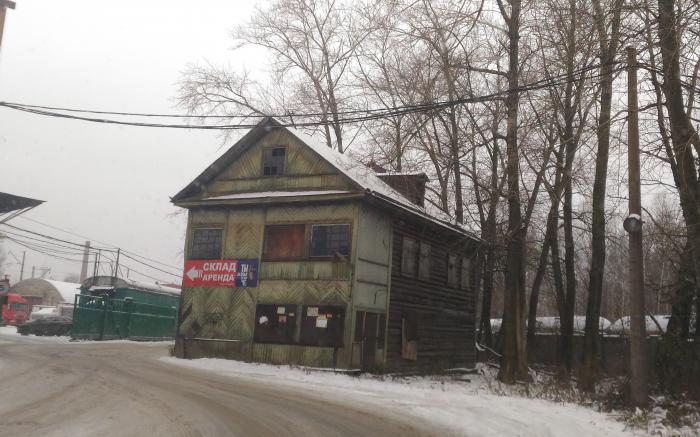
[[98, 297, 107, 341], [124, 297, 134, 340]]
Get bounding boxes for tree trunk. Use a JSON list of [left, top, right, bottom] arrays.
[[579, 0, 623, 391], [657, 0, 700, 344], [498, 0, 529, 384]]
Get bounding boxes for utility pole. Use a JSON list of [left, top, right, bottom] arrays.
[[623, 46, 648, 407], [113, 248, 121, 279], [93, 249, 100, 278], [80, 241, 91, 282], [19, 250, 24, 280], [0, 1, 16, 49], [31, 265, 35, 278]]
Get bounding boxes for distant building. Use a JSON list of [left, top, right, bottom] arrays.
[[10, 278, 80, 306], [171, 118, 480, 372]]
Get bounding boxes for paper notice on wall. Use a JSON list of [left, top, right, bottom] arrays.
[[316, 316, 328, 328], [307, 307, 319, 317], [277, 306, 286, 315], [278, 315, 287, 323]]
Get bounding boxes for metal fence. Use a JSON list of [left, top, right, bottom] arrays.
[[71, 294, 177, 341]]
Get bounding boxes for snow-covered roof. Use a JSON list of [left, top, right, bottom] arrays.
[[375, 171, 429, 178], [44, 280, 81, 303], [171, 118, 480, 239], [608, 315, 670, 335], [82, 276, 181, 296], [284, 126, 468, 234], [207, 190, 352, 200], [489, 316, 613, 332]]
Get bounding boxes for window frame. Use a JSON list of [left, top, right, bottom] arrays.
[[262, 224, 307, 260], [460, 256, 471, 290], [447, 253, 458, 288], [309, 223, 352, 259], [299, 305, 346, 347], [261, 146, 287, 177], [401, 236, 418, 277], [253, 304, 299, 345], [418, 241, 431, 281], [189, 227, 224, 260]]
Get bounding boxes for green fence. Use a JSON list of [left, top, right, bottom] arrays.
[[71, 294, 178, 341]]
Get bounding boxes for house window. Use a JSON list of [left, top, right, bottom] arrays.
[[401, 237, 418, 277], [262, 147, 286, 176], [460, 257, 471, 289], [264, 224, 305, 259], [310, 224, 350, 258], [447, 254, 458, 287], [418, 242, 431, 281], [190, 228, 223, 260], [300, 305, 345, 347], [253, 304, 298, 344]]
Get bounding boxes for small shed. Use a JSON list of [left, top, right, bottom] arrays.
[[10, 278, 80, 306]]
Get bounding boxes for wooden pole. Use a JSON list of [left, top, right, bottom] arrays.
[[0, 1, 17, 49], [626, 46, 648, 407]]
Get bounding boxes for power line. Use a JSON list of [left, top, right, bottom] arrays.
[[0, 60, 625, 130], [2, 222, 182, 279], [16, 216, 183, 272]]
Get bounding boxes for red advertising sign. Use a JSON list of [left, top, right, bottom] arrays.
[[182, 259, 258, 288]]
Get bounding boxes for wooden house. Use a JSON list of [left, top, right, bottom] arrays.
[[171, 118, 481, 372]]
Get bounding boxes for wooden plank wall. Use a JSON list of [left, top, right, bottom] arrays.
[[385, 220, 477, 372]]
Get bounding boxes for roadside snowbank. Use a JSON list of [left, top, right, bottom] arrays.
[[160, 357, 638, 437], [0, 326, 172, 346]]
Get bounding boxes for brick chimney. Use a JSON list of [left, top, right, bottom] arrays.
[[376, 172, 429, 207]]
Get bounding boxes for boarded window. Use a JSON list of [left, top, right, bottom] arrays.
[[401, 311, 418, 360], [262, 147, 286, 176], [263, 224, 305, 259], [253, 304, 298, 344], [300, 305, 345, 347], [401, 237, 418, 277], [190, 228, 223, 260], [418, 242, 431, 281], [310, 224, 350, 258], [447, 254, 458, 287], [460, 257, 471, 289]]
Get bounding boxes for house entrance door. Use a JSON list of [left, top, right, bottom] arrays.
[[355, 311, 386, 372]]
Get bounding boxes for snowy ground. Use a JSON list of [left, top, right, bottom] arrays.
[[161, 356, 640, 437]]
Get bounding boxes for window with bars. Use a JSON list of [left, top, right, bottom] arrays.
[[310, 224, 350, 258], [262, 147, 286, 176], [190, 228, 223, 260]]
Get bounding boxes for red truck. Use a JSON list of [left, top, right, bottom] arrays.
[[0, 293, 30, 326]]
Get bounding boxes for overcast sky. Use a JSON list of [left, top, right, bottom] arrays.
[[1, 0, 263, 284]]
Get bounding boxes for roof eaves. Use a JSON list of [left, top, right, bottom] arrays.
[[367, 190, 483, 242], [171, 117, 277, 203]]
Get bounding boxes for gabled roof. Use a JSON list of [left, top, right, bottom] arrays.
[[172, 118, 478, 239]]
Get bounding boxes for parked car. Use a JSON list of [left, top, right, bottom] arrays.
[[17, 316, 72, 336]]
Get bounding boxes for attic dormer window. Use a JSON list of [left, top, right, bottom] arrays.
[[262, 147, 286, 176]]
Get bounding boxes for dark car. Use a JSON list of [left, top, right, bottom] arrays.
[[18, 316, 72, 336]]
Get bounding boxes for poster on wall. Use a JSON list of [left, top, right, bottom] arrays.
[[183, 259, 259, 288]]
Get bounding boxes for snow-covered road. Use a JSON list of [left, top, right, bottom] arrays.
[[0, 328, 638, 436]]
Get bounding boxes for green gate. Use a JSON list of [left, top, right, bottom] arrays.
[[71, 294, 177, 341]]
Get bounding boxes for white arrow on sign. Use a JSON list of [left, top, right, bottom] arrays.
[[186, 266, 202, 281]]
